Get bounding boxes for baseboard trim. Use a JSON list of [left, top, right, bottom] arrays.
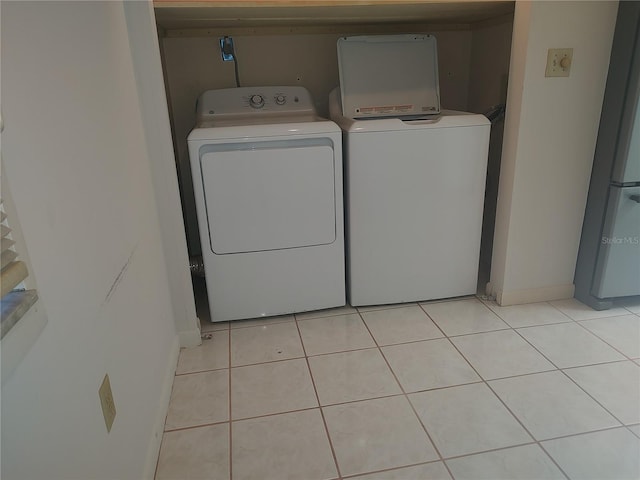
[[142, 335, 180, 480], [178, 327, 202, 348], [496, 283, 575, 306]]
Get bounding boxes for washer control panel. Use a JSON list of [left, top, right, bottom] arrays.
[[196, 86, 316, 120]]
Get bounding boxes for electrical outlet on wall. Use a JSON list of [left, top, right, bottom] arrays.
[[546, 48, 573, 77], [99, 374, 116, 433]]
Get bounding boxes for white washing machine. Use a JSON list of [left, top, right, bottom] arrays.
[[188, 86, 345, 322], [329, 88, 490, 306]]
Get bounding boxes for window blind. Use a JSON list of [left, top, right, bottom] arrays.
[[1, 200, 28, 298]]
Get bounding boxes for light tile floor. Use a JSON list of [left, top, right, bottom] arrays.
[[156, 296, 640, 480]]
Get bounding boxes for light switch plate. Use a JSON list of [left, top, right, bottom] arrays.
[[546, 48, 573, 77]]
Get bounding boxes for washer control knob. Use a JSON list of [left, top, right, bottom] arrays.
[[249, 94, 265, 109], [274, 94, 286, 105]]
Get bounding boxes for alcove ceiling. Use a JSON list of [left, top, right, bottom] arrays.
[[154, 1, 515, 31]]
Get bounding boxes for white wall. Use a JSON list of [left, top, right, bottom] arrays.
[[160, 29, 473, 254], [1, 2, 180, 478], [123, 2, 200, 347], [489, 0, 618, 305]]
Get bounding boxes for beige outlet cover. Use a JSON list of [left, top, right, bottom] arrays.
[[546, 48, 573, 77]]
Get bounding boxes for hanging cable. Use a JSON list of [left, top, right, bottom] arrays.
[[233, 55, 241, 88]]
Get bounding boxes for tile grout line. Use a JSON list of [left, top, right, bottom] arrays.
[[475, 298, 638, 377], [557, 367, 629, 429], [188, 301, 637, 479], [229, 317, 295, 330], [545, 299, 634, 323], [356, 302, 418, 314], [561, 357, 640, 371], [435, 440, 537, 462], [509, 321, 622, 373], [416, 302, 449, 338], [202, 302, 635, 475], [521, 300, 578, 323], [362, 301, 597, 477], [175, 365, 229, 376], [294, 313, 344, 480], [456, 297, 577, 332], [163, 420, 230, 434], [572, 318, 638, 362], [205, 314, 630, 420], [296, 307, 359, 322], [467, 309, 639, 476], [513, 321, 579, 331], [213, 301, 629, 371], [466, 318, 576, 479], [161, 372, 633, 472], [453, 321, 568, 334], [530, 438, 576, 480], [442, 333, 540, 442], [229, 353, 308, 369], [234, 405, 330, 424], [507, 323, 638, 429], [479, 367, 559, 382], [417, 300, 511, 337], [336, 303, 630, 446], [339, 459, 447, 479], [320, 382, 484, 404], [356, 309, 454, 479], [469, 317, 564, 372], [535, 424, 637, 443], [442, 332, 573, 480], [307, 345, 381, 358], [626, 424, 640, 439], [534, 422, 640, 480], [485, 297, 634, 327]]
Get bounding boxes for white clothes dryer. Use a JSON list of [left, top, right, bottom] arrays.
[[188, 86, 345, 322]]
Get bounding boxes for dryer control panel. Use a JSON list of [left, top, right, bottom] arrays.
[[196, 86, 316, 121]]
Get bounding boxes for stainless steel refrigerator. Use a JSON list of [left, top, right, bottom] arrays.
[[575, 1, 640, 310]]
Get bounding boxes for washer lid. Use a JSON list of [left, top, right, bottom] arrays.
[[337, 34, 441, 119]]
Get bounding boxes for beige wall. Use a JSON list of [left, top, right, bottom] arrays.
[[468, 18, 513, 113], [161, 29, 474, 254], [490, 0, 618, 305], [1, 2, 180, 478], [467, 17, 514, 281]]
